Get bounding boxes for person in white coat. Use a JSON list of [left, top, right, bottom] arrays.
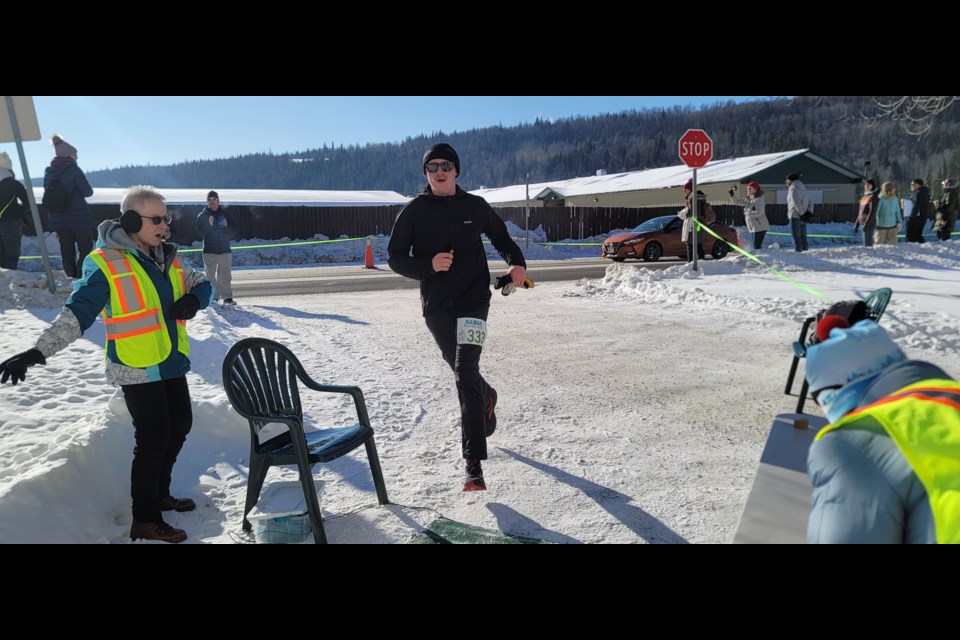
[[729, 181, 770, 251]]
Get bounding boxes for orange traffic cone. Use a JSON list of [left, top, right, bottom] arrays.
[[364, 237, 375, 269]]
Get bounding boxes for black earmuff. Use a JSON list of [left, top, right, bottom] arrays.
[[120, 209, 141, 233]]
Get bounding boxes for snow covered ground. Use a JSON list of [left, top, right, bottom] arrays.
[[1, 223, 957, 544]]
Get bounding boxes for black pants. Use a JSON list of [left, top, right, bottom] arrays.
[[121, 376, 193, 522], [57, 228, 93, 278], [686, 240, 705, 262], [906, 216, 927, 243], [425, 308, 492, 461], [0, 226, 21, 269], [752, 230, 767, 250]]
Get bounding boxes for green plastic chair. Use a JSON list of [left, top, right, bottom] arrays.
[[222, 338, 389, 543], [785, 287, 892, 414]]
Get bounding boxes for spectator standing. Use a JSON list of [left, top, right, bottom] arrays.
[[857, 179, 880, 247], [874, 182, 903, 245], [43, 135, 94, 278], [933, 178, 958, 241], [0, 151, 32, 269], [786, 173, 811, 252], [678, 179, 716, 262], [196, 190, 239, 304], [729, 181, 769, 251], [905, 179, 931, 243]]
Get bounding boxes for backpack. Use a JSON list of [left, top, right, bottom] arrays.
[[42, 178, 69, 213]]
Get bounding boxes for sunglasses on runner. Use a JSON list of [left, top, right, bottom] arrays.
[[425, 161, 456, 173]]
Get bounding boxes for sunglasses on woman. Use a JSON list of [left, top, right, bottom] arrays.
[[141, 215, 172, 225]]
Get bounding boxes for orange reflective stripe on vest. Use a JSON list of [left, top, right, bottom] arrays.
[[90, 247, 190, 368], [818, 379, 960, 543]]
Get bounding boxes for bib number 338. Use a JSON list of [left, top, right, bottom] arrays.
[[457, 317, 487, 346]]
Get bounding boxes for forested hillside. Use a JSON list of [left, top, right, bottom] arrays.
[[85, 97, 960, 195]]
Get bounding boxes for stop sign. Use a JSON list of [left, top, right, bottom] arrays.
[[679, 129, 713, 168]]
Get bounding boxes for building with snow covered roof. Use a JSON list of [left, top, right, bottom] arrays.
[[470, 149, 862, 208]]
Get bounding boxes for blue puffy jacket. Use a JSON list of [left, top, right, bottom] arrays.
[[806, 360, 952, 543], [43, 159, 93, 232]]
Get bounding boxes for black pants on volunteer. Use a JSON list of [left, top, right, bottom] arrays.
[[121, 376, 193, 523], [425, 306, 493, 461]]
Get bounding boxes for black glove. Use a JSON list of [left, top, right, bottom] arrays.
[[728, 188, 735, 197], [494, 274, 535, 296], [170, 294, 200, 320], [0, 348, 46, 386]]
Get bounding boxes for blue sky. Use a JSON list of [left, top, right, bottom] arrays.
[[2, 96, 760, 183]]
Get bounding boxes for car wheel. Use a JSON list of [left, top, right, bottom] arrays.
[[642, 243, 662, 262], [711, 241, 729, 259], [612, 256, 626, 262]]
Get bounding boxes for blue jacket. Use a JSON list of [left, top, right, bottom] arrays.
[[42, 159, 93, 231], [876, 195, 903, 228], [196, 206, 239, 254], [806, 361, 952, 543], [34, 220, 213, 386]]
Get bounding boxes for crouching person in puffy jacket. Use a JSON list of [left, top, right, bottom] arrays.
[[0, 185, 213, 543], [804, 318, 960, 544]]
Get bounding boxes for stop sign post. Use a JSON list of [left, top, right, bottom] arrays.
[[679, 129, 714, 271]]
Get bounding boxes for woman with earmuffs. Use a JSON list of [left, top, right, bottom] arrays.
[[0, 185, 213, 544]]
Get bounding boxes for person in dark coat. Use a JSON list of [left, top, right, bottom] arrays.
[[195, 191, 239, 304], [857, 178, 880, 247], [43, 135, 94, 278], [387, 143, 527, 492], [933, 178, 958, 241], [0, 151, 33, 269], [906, 178, 932, 244]]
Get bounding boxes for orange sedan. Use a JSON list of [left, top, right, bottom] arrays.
[[601, 215, 738, 262]]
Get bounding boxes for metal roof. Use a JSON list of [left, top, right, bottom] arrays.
[[470, 149, 861, 204]]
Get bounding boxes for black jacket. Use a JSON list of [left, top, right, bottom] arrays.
[[0, 176, 31, 228], [388, 185, 526, 317], [196, 206, 239, 254], [914, 185, 933, 220]]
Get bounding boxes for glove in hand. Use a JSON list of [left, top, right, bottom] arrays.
[[0, 348, 46, 385], [170, 294, 200, 320]]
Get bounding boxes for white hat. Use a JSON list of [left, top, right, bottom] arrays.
[[0, 151, 11, 171], [805, 320, 906, 422]]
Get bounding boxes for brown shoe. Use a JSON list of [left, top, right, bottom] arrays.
[[159, 496, 196, 512], [130, 519, 188, 543]]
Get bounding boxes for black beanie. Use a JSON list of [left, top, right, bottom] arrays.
[[912, 178, 924, 186], [786, 173, 800, 182], [422, 143, 460, 176], [207, 190, 219, 200]]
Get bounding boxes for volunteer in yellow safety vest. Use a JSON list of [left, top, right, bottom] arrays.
[[0, 185, 213, 543], [804, 318, 960, 544]]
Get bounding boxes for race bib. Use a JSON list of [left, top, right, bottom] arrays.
[[456, 317, 487, 346]]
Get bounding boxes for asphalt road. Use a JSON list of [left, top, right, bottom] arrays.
[[230, 257, 680, 297]]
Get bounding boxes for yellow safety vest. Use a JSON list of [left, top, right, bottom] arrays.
[[816, 379, 960, 543], [89, 248, 190, 368]]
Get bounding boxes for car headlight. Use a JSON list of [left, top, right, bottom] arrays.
[[622, 238, 643, 246]]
